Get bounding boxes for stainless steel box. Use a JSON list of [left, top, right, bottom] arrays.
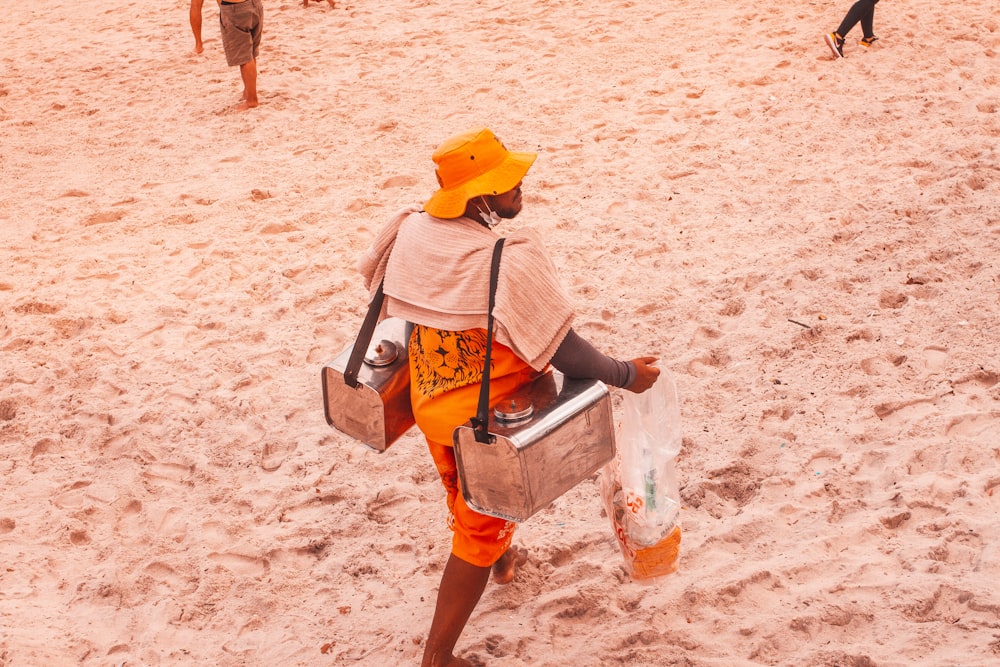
[[453, 372, 615, 522], [321, 317, 415, 452]]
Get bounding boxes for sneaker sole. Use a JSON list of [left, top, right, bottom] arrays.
[[824, 33, 844, 58]]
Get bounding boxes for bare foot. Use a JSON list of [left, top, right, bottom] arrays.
[[492, 545, 527, 585], [194, 42, 204, 54], [235, 89, 258, 110]]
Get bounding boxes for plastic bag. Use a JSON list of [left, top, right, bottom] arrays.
[[601, 369, 682, 580]]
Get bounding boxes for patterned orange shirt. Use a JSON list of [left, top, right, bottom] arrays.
[[408, 325, 538, 446]]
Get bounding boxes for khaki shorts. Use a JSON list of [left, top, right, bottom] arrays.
[[219, 0, 263, 67]]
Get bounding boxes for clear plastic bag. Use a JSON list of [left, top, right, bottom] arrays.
[[601, 369, 682, 580]]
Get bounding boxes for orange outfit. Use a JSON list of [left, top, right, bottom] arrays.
[[409, 324, 537, 567]]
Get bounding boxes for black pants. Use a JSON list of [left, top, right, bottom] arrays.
[[836, 0, 879, 39]]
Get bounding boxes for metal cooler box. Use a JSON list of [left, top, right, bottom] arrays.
[[453, 371, 615, 522], [321, 317, 415, 452]]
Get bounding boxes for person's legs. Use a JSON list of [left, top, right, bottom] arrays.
[[860, 0, 879, 40], [421, 554, 491, 667], [237, 59, 258, 109], [219, 0, 262, 110], [251, 0, 263, 58], [836, 0, 878, 38], [827, 0, 878, 58], [421, 439, 525, 665], [239, 0, 262, 108], [190, 0, 204, 53]]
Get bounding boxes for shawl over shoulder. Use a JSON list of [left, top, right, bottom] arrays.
[[357, 207, 575, 371]]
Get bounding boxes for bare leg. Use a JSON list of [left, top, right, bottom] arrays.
[[190, 0, 204, 54], [421, 547, 526, 666], [236, 59, 258, 110], [421, 554, 490, 667]]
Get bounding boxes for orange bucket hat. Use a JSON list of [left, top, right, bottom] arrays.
[[423, 128, 537, 219]]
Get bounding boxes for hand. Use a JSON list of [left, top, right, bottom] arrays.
[[627, 356, 660, 393]]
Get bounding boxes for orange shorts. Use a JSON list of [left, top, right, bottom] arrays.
[[426, 439, 516, 567], [408, 326, 535, 568]]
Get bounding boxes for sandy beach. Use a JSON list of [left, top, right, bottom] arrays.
[[2, 0, 999, 664]]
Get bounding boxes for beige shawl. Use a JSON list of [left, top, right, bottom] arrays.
[[357, 206, 575, 371]]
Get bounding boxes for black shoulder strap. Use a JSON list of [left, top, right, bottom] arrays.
[[471, 238, 505, 444], [343, 281, 386, 388]]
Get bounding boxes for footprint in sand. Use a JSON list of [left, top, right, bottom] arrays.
[[261, 440, 296, 471], [686, 348, 732, 377], [207, 552, 269, 577], [535, 588, 608, 622], [922, 345, 949, 372], [267, 541, 333, 569], [952, 368, 998, 393], [53, 480, 119, 509], [142, 461, 195, 488], [684, 462, 762, 518], [156, 507, 189, 542], [945, 413, 1000, 439], [144, 561, 199, 594], [69, 529, 91, 545], [860, 354, 906, 376], [878, 290, 908, 309], [198, 521, 231, 548], [715, 570, 777, 603], [0, 399, 17, 421], [900, 584, 994, 625], [82, 209, 127, 227], [276, 490, 345, 524], [873, 396, 940, 424], [31, 437, 63, 459], [719, 298, 745, 317], [365, 484, 419, 525]]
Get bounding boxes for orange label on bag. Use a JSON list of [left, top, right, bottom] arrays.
[[629, 525, 682, 580]]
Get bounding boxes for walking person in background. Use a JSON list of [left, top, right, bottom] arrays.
[[219, 0, 263, 110], [825, 0, 880, 58], [190, 0, 205, 54]]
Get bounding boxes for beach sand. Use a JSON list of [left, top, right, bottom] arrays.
[[2, 0, 999, 664]]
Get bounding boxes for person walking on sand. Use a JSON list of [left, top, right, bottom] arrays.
[[218, 0, 263, 110], [358, 127, 661, 667], [825, 0, 880, 58], [190, 0, 205, 54]]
